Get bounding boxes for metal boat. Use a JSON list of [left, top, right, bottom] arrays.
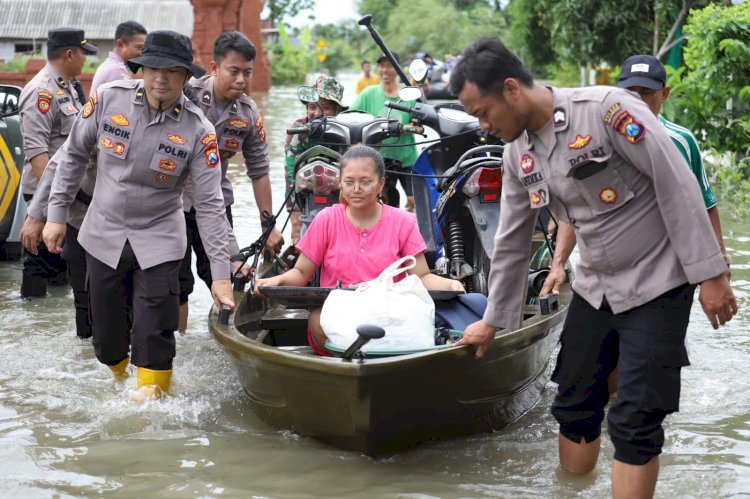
[[208, 281, 570, 455]]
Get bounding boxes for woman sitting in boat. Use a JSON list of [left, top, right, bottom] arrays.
[[254, 144, 465, 355]]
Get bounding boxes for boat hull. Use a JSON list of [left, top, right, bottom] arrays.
[[209, 288, 569, 455]]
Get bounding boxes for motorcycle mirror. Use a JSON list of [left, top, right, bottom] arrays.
[[408, 58, 428, 83], [398, 86, 422, 102], [297, 86, 320, 104]]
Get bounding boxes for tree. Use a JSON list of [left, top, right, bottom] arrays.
[[265, 0, 316, 27], [506, 0, 555, 74]]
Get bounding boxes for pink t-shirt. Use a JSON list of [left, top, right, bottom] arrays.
[[296, 203, 428, 288]]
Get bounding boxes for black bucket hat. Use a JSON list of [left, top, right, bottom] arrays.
[[127, 30, 205, 77]]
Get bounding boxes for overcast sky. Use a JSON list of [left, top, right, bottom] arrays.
[[287, 0, 359, 27]]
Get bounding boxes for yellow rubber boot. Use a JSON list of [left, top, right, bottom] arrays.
[[108, 357, 130, 381], [134, 367, 172, 401]]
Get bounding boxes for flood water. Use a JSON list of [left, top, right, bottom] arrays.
[[1, 73, 749, 498]]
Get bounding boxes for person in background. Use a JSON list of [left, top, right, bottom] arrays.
[[451, 37, 736, 498], [180, 31, 282, 332], [351, 52, 417, 212], [42, 31, 234, 399], [17, 29, 96, 299], [21, 22, 148, 339], [284, 75, 348, 245], [255, 145, 464, 355], [355, 60, 379, 94], [90, 21, 147, 95]]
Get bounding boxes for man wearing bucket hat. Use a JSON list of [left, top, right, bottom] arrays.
[[179, 31, 282, 332], [284, 75, 348, 244], [18, 29, 96, 299], [351, 52, 418, 211], [42, 31, 234, 400]]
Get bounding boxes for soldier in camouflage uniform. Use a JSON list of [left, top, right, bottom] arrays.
[[284, 75, 348, 244]]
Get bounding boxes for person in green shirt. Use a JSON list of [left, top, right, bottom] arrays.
[[350, 52, 417, 211]]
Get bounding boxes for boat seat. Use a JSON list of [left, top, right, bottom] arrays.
[[260, 309, 309, 330]]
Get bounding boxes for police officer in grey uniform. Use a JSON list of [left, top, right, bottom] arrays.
[[20, 149, 96, 338], [18, 29, 96, 297], [450, 38, 737, 497], [42, 31, 234, 399], [179, 31, 282, 331]]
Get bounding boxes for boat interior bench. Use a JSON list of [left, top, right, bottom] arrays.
[[257, 308, 309, 347]]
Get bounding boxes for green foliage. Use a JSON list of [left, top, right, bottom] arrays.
[[267, 24, 313, 85], [265, 0, 316, 27], [0, 56, 34, 72], [665, 2, 750, 158], [506, 0, 555, 75], [705, 152, 750, 216], [376, 0, 506, 62], [311, 23, 371, 76]]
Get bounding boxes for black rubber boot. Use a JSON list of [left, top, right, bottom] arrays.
[[21, 274, 47, 298]]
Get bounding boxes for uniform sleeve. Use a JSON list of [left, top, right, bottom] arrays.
[[685, 133, 717, 209], [295, 207, 332, 267], [191, 125, 231, 280], [26, 151, 60, 222], [242, 110, 270, 179], [47, 93, 101, 225], [19, 86, 55, 160], [601, 92, 726, 283], [482, 146, 538, 330]]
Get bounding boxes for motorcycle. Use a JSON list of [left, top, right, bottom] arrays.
[[286, 85, 422, 239]]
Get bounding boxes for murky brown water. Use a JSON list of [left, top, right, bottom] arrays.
[[1, 74, 749, 498]]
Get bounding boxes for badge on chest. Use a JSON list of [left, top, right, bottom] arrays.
[[519, 153, 549, 208]]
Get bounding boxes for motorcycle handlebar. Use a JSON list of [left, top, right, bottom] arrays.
[[402, 123, 425, 135], [286, 125, 309, 135], [385, 101, 415, 114]]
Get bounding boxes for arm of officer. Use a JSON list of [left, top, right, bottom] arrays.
[[541, 221, 576, 296], [601, 91, 735, 328], [243, 111, 284, 253], [20, 150, 61, 253], [457, 147, 538, 359], [43, 95, 100, 253], [191, 127, 234, 311], [19, 88, 55, 180]]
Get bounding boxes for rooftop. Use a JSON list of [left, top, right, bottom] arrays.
[[0, 0, 194, 40]]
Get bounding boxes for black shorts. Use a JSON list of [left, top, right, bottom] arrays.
[[550, 283, 695, 465]]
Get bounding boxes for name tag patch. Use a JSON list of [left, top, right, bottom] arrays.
[[568, 145, 606, 168]]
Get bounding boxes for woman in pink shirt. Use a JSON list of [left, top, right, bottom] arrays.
[[254, 145, 464, 354]]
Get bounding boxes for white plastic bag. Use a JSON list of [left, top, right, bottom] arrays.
[[320, 256, 435, 351]]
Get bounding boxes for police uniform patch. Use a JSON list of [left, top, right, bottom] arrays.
[[159, 158, 177, 172], [167, 133, 187, 145], [113, 142, 126, 155], [256, 115, 267, 142], [612, 111, 646, 144], [205, 142, 219, 167], [55, 89, 65, 96], [81, 98, 95, 119], [228, 118, 249, 129], [220, 150, 234, 160], [568, 134, 592, 150], [529, 185, 549, 208], [110, 114, 130, 126], [553, 107, 566, 127], [520, 154, 535, 174], [200, 133, 217, 146], [604, 102, 621, 124], [100, 137, 114, 149], [155, 172, 170, 184], [599, 187, 618, 204], [37, 90, 52, 113], [224, 138, 240, 150]]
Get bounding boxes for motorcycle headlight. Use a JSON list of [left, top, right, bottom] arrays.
[[294, 161, 340, 195]]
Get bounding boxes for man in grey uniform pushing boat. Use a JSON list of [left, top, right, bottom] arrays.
[[450, 37, 737, 498]]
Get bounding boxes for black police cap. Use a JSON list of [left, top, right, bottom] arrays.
[[617, 54, 667, 90], [127, 31, 205, 78], [47, 28, 97, 55]]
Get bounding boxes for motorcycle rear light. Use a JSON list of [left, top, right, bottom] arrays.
[[462, 167, 502, 197], [314, 196, 328, 204], [481, 192, 499, 202], [295, 161, 340, 195]]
